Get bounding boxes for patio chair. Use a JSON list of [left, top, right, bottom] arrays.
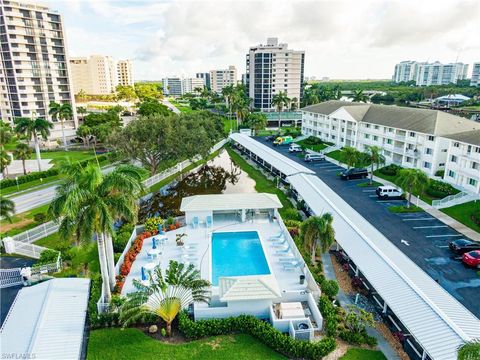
[[275, 245, 291, 255], [271, 239, 288, 248], [269, 235, 285, 243], [181, 254, 198, 262], [283, 261, 301, 270], [181, 247, 197, 255], [206, 215, 213, 228], [278, 256, 297, 262], [268, 232, 283, 240], [192, 216, 199, 228]]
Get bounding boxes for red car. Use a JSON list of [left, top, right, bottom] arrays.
[[462, 250, 480, 268]]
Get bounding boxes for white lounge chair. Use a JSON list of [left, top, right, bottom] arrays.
[[283, 261, 301, 270], [278, 256, 297, 262], [181, 254, 198, 261], [271, 239, 288, 248], [268, 235, 285, 243], [275, 246, 291, 255], [268, 232, 283, 240]]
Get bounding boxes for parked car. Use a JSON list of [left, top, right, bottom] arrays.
[[304, 153, 325, 162], [449, 239, 480, 255], [376, 185, 403, 199], [265, 134, 278, 142], [340, 168, 368, 180], [273, 136, 293, 146], [462, 250, 480, 268], [289, 144, 303, 153]]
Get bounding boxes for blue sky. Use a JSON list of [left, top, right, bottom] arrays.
[[42, 0, 480, 81]]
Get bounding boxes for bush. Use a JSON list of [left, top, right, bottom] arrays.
[[34, 249, 59, 266], [321, 280, 339, 299], [425, 179, 459, 199], [282, 208, 302, 221], [33, 212, 47, 223], [113, 223, 135, 253], [472, 210, 480, 226], [303, 136, 324, 145], [144, 217, 164, 233], [435, 170, 445, 177], [318, 296, 338, 337], [178, 311, 336, 359], [379, 164, 401, 176]]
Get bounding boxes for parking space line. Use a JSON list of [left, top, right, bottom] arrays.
[[362, 190, 376, 192], [376, 199, 405, 202], [325, 169, 342, 172], [402, 218, 435, 221], [437, 245, 450, 248], [368, 195, 377, 197], [413, 225, 448, 229], [426, 234, 463, 238]]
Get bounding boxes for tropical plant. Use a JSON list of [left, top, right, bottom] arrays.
[[363, 145, 385, 184], [76, 106, 87, 121], [0, 121, 13, 147], [458, 340, 480, 360], [49, 102, 73, 149], [48, 162, 144, 302], [0, 148, 11, 178], [244, 112, 267, 132], [13, 142, 32, 175], [300, 213, 335, 265], [76, 125, 92, 149], [272, 91, 290, 125], [119, 261, 210, 336], [397, 168, 429, 208], [0, 196, 15, 222], [350, 89, 368, 103], [343, 146, 361, 169], [222, 84, 235, 131], [14, 117, 53, 172]]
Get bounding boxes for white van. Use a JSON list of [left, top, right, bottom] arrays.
[[289, 144, 303, 153], [376, 185, 403, 199], [304, 153, 325, 162]]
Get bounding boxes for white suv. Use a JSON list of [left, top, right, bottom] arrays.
[[376, 185, 403, 199], [289, 144, 303, 153]]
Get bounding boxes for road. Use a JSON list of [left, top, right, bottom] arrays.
[[162, 99, 181, 114], [256, 136, 480, 318]]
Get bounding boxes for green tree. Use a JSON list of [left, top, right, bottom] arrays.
[[135, 83, 163, 101], [244, 112, 267, 133], [0, 148, 11, 178], [76, 125, 92, 149], [222, 84, 235, 131], [300, 213, 335, 265], [363, 145, 385, 184], [458, 340, 480, 360], [272, 91, 290, 126], [344, 305, 375, 334], [290, 97, 299, 111], [343, 146, 361, 169], [116, 85, 137, 102], [397, 168, 429, 208], [13, 142, 32, 175], [14, 117, 53, 172], [49, 102, 73, 149], [0, 121, 13, 147], [76, 106, 87, 121], [350, 89, 368, 103], [137, 99, 170, 116], [119, 261, 210, 336], [48, 163, 144, 302], [0, 196, 15, 223], [77, 89, 88, 102]]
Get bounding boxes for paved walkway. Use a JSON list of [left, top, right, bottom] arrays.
[[322, 253, 401, 360], [324, 155, 480, 242]]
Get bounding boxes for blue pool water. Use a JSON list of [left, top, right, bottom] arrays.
[[211, 231, 270, 286]]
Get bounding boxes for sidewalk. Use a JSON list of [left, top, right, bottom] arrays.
[[322, 253, 401, 360]]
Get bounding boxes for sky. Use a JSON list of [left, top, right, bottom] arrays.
[[41, 0, 480, 81]]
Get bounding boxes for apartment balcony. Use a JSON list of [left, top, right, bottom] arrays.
[[393, 146, 404, 154], [394, 134, 406, 141], [405, 149, 420, 158]]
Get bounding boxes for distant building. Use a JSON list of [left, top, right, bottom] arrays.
[[69, 55, 117, 95], [246, 38, 305, 111], [162, 77, 182, 96], [471, 63, 480, 87], [434, 94, 470, 107], [210, 66, 237, 94], [182, 77, 205, 94], [117, 59, 134, 87], [393, 61, 469, 86], [196, 72, 211, 89], [393, 61, 424, 83]]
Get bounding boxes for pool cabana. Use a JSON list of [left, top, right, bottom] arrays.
[[180, 193, 283, 227]]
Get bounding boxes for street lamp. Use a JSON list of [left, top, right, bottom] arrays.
[[15, 176, 19, 191]]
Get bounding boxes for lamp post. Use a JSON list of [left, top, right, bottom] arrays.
[[15, 176, 19, 191]]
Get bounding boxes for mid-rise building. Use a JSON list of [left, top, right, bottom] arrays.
[[195, 72, 210, 89], [246, 38, 305, 111], [301, 101, 480, 188], [392, 61, 469, 86], [392, 61, 424, 83], [0, 0, 77, 137], [117, 59, 134, 87], [69, 55, 117, 95], [182, 77, 204, 94], [209, 66, 237, 94], [162, 77, 182, 96], [471, 62, 480, 87]]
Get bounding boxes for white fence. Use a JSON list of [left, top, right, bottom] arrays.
[[432, 191, 480, 209], [0, 268, 22, 288], [2, 237, 50, 259], [11, 221, 59, 244]]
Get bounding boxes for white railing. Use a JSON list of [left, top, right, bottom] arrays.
[[2, 238, 50, 259], [11, 221, 59, 243], [0, 268, 22, 288], [432, 191, 480, 209], [322, 144, 340, 154], [114, 225, 143, 276]]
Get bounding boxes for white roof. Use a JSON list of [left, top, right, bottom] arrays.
[[229, 133, 314, 176], [219, 275, 282, 301], [0, 278, 90, 360], [288, 173, 480, 360], [180, 193, 282, 212]]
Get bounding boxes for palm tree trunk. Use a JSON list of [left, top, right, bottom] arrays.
[[61, 120, 68, 150], [22, 159, 26, 175], [370, 163, 374, 185], [104, 233, 116, 290], [33, 133, 42, 172], [407, 186, 412, 208], [97, 232, 112, 303], [311, 241, 316, 265], [166, 321, 172, 337]]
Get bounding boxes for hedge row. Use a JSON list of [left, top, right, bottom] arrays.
[[178, 311, 336, 360]]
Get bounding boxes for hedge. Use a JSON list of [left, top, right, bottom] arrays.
[[178, 311, 336, 360], [425, 179, 459, 199], [379, 164, 401, 176]]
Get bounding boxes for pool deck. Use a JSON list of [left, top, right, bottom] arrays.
[[122, 217, 308, 296]]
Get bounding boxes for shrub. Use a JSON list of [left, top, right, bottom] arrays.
[[33, 212, 47, 223], [113, 223, 135, 253], [303, 136, 323, 145], [282, 208, 302, 221], [34, 249, 59, 266], [318, 295, 338, 337], [472, 210, 480, 226], [283, 219, 302, 228], [321, 279, 339, 299], [425, 179, 459, 198], [379, 164, 401, 176], [435, 170, 445, 177], [144, 217, 164, 233]]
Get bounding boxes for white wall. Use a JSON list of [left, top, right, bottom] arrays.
[[194, 299, 273, 320], [185, 210, 212, 227]]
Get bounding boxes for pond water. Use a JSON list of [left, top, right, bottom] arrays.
[[138, 150, 256, 221]]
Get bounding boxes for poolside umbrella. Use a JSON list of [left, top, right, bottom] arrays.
[[152, 238, 157, 249], [141, 266, 147, 281]]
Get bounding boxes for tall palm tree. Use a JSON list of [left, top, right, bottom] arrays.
[[0, 196, 15, 223], [272, 91, 290, 127], [350, 89, 368, 103], [48, 163, 144, 302], [222, 85, 235, 131], [0, 148, 11, 178], [120, 261, 210, 336], [14, 117, 53, 172], [76, 106, 87, 121], [49, 102, 73, 150], [76, 125, 91, 149], [458, 340, 480, 360], [397, 168, 429, 208], [363, 145, 385, 185], [13, 142, 32, 175], [343, 146, 360, 169], [300, 213, 335, 265], [290, 97, 299, 111]]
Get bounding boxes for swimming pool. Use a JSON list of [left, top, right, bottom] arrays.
[[211, 231, 270, 286]]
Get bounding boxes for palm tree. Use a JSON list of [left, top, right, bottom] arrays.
[[397, 168, 429, 208], [458, 340, 480, 360], [76, 125, 91, 149], [343, 146, 360, 169], [77, 106, 87, 121], [363, 145, 385, 185], [48, 162, 144, 302], [350, 89, 368, 103], [120, 261, 210, 336], [300, 213, 335, 265], [0, 148, 11, 178], [49, 102, 73, 150], [13, 143, 32, 175], [222, 85, 235, 131], [14, 117, 53, 172], [0, 196, 15, 223], [290, 97, 299, 111], [272, 91, 290, 127], [0, 121, 13, 147]]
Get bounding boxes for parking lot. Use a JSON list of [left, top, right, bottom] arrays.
[[255, 136, 480, 318]]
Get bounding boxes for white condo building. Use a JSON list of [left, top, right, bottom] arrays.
[[182, 77, 204, 94], [301, 101, 480, 193], [69, 55, 117, 95], [392, 61, 424, 83], [196, 72, 210, 89], [162, 77, 203, 96], [392, 61, 469, 86], [471, 62, 480, 87], [246, 38, 305, 111], [0, 0, 77, 138], [209, 66, 237, 94], [117, 59, 134, 87]]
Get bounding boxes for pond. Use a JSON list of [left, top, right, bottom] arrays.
[[138, 150, 256, 222]]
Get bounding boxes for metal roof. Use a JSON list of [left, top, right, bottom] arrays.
[[0, 278, 90, 360], [443, 129, 480, 146], [288, 173, 480, 360], [219, 275, 282, 302], [229, 133, 314, 176], [180, 193, 282, 212]]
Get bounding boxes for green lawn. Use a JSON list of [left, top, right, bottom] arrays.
[[1, 204, 50, 237], [87, 329, 286, 360], [340, 348, 387, 360], [326, 149, 370, 168], [357, 181, 383, 188], [296, 139, 329, 152], [388, 205, 423, 213], [441, 201, 480, 233], [169, 100, 194, 114], [32, 149, 97, 165], [2, 175, 61, 196]]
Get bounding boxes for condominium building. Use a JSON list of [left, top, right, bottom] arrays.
[[195, 72, 210, 89], [209, 66, 237, 94], [301, 101, 480, 186], [162, 77, 182, 96], [182, 77, 204, 94], [117, 59, 134, 87], [69, 55, 117, 95], [392, 61, 469, 86], [0, 0, 77, 137], [471, 62, 480, 87], [246, 38, 305, 111], [392, 61, 424, 83]]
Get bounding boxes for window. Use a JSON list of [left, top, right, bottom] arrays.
[[450, 155, 457, 162], [475, 147, 480, 154], [453, 142, 460, 148], [425, 148, 433, 155], [365, 124, 370, 128], [388, 128, 394, 132], [468, 178, 478, 186], [387, 139, 393, 145], [373, 136, 378, 141], [364, 134, 370, 139], [409, 132, 415, 137], [472, 162, 479, 170], [439, 163, 445, 167], [448, 170, 456, 178], [374, 125, 380, 130], [423, 162, 431, 169], [428, 135, 435, 141]]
